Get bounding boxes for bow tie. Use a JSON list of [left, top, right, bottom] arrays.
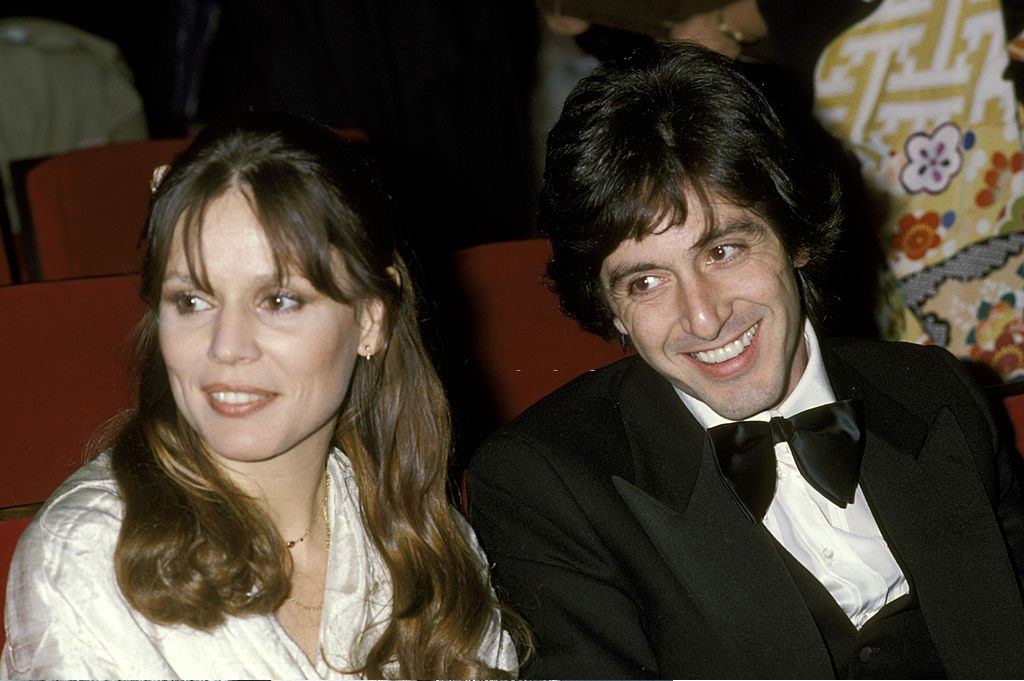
[[708, 398, 866, 522]]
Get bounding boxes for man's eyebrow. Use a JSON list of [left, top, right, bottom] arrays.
[[604, 260, 663, 291], [691, 215, 765, 252], [604, 216, 767, 291]]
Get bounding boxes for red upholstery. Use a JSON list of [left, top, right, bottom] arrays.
[[1004, 393, 1024, 456], [0, 514, 34, 652], [25, 129, 369, 282], [0, 275, 143, 507], [26, 139, 191, 280], [0, 234, 10, 286], [452, 239, 627, 424]]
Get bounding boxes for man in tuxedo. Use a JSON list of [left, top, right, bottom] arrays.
[[468, 42, 1024, 678]]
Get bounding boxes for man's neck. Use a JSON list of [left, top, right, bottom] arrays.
[[676, 319, 836, 428]]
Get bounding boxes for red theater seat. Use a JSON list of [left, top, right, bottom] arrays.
[[0, 233, 10, 286], [0, 274, 143, 507], [451, 239, 627, 424], [0, 509, 37, 652], [24, 129, 368, 282], [1003, 392, 1024, 456], [25, 139, 191, 281]]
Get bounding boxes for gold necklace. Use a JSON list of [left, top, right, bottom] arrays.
[[285, 472, 331, 613]]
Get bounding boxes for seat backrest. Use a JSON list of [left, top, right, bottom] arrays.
[[25, 139, 190, 281], [24, 129, 369, 282], [0, 232, 10, 286], [0, 274, 143, 507], [0, 510, 37, 652], [1003, 393, 1024, 456], [451, 239, 627, 424]]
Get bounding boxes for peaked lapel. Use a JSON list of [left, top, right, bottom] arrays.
[[613, 360, 834, 677], [824, 345, 1024, 676]]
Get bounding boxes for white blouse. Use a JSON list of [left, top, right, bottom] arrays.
[[1, 450, 517, 679]]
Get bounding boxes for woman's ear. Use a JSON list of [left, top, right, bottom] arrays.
[[358, 297, 387, 359], [357, 267, 401, 358], [793, 249, 810, 268]]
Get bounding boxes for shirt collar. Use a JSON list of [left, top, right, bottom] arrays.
[[675, 319, 836, 429]]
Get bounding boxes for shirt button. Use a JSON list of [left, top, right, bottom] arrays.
[[822, 546, 835, 560]]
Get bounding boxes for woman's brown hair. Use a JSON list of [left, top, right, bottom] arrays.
[[106, 111, 516, 677]]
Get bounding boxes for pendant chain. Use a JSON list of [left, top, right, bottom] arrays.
[[285, 471, 331, 613]]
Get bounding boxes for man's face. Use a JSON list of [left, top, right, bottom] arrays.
[[600, 195, 808, 420]]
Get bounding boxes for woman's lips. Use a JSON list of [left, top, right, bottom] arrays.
[[203, 385, 277, 417]]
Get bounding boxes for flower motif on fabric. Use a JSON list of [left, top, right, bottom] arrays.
[[967, 294, 1024, 381], [997, 195, 1024, 236], [899, 123, 963, 195], [890, 211, 943, 260], [976, 151, 1024, 209]]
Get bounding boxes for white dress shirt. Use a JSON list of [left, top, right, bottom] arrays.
[[677, 320, 909, 628], [1, 449, 516, 679]]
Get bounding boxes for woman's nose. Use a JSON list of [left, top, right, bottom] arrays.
[[208, 306, 261, 364]]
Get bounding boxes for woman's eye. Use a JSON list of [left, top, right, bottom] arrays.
[[173, 293, 211, 314], [261, 292, 303, 312], [629, 275, 664, 294]]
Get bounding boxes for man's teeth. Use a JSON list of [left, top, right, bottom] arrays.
[[692, 324, 758, 364], [210, 391, 266, 405]]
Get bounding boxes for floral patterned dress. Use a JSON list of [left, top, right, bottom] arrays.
[[813, 0, 1024, 381]]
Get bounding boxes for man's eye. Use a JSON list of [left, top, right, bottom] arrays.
[[708, 244, 740, 263], [629, 275, 664, 294], [173, 293, 211, 314]]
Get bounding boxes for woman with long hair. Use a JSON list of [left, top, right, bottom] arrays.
[[1, 111, 518, 679]]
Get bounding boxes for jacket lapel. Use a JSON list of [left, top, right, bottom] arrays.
[[613, 360, 834, 677], [824, 346, 1024, 676]]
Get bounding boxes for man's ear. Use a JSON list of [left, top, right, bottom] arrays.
[[613, 317, 628, 336], [793, 250, 810, 269]]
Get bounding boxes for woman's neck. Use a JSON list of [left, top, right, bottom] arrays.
[[213, 438, 332, 540]]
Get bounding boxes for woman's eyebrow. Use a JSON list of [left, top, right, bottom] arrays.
[[161, 271, 193, 285]]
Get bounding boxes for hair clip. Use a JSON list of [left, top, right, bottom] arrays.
[[150, 164, 170, 195]]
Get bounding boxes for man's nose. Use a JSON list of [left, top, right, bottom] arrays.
[[677, 275, 731, 341], [208, 306, 261, 364]]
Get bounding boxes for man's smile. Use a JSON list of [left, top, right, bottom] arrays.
[[691, 323, 759, 365]]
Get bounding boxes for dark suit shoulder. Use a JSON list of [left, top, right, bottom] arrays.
[[471, 355, 641, 486], [824, 337, 981, 415]]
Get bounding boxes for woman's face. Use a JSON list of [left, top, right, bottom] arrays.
[[157, 188, 384, 469]]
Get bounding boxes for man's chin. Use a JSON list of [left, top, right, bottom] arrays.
[[707, 402, 762, 421], [702, 386, 784, 421]]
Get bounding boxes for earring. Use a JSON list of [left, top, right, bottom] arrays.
[[361, 344, 374, 361]]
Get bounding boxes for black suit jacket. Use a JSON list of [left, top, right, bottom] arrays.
[[468, 339, 1024, 678]]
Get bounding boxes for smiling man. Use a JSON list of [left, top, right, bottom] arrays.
[[468, 42, 1024, 679]]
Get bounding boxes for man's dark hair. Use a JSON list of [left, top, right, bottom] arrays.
[[539, 41, 842, 339]]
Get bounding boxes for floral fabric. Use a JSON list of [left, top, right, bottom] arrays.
[[814, 0, 1024, 381]]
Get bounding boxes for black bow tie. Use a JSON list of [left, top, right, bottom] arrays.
[[708, 398, 866, 522]]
